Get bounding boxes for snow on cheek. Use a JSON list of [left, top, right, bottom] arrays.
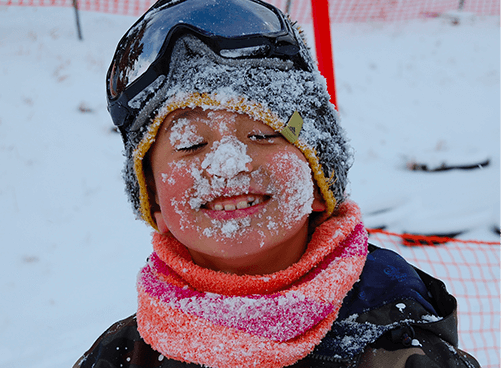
[[268, 152, 314, 224], [201, 136, 252, 178], [162, 161, 210, 233], [158, 161, 195, 231], [188, 163, 213, 210], [160, 161, 191, 187]]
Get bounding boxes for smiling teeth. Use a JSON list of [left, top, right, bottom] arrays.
[[236, 201, 248, 209], [211, 196, 261, 211]]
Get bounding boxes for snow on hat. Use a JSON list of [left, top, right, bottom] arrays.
[[116, 11, 353, 231]]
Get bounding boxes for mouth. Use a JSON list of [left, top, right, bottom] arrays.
[[201, 194, 269, 219], [204, 195, 267, 211]]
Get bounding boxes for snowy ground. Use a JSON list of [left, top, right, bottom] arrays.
[[0, 6, 499, 368]]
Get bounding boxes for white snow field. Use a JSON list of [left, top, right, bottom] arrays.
[[0, 5, 499, 368]]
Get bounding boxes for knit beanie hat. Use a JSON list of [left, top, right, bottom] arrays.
[[107, 0, 353, 231]]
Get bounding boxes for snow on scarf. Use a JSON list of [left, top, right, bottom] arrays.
[[136, 200, 368, 368]]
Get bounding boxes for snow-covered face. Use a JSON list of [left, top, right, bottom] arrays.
[[149, 108, 325, 273]]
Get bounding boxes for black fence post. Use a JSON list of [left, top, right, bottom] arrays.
[[73, 0, 83, 40]]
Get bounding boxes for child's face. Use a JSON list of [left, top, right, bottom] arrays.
[[149, 108, 325, 273]]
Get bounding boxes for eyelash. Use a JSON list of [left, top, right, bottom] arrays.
[[177, 142, 207, 152], [249, 133, 281, 141]]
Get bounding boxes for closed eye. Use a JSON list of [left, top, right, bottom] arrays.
[[177, 142, 207, 152], [249, 133, 282, 141]]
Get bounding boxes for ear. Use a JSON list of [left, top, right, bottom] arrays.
[[150, 179, 168, 233], [154, 211, 169, 234], [312, 186, 327, 212]]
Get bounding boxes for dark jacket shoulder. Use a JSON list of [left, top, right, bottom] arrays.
[[298, 244, 480, 367]]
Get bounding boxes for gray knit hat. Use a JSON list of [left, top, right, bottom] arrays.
[[107, 0, 353, 230]]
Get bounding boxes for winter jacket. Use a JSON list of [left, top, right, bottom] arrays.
[[74, 244, 480, 368]]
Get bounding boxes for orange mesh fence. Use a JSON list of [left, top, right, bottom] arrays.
[[1, 0, 499, 19], [367, 228, 500, 368]]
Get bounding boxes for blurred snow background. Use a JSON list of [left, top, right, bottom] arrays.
[[0, 6, 498, 368]]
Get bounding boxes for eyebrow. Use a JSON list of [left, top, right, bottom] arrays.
[[164, 109, 200, 132]]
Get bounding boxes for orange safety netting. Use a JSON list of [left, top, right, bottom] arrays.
[[1, 0, 499, 19], [367, 228, 500, 368]]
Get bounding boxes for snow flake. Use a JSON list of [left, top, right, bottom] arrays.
[[396, 303, 406, 313], [411, 339, 422, 347]]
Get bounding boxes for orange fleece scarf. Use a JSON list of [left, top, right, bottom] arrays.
[[137, 200, 368, 368]]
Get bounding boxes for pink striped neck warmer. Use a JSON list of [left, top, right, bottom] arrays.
[[137, 200, 368, 368]]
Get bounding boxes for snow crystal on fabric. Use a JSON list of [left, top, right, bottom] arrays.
[[128, 75, 166, 109], [141, 256, 335, 342], [421, 314, 443, 322], [313, 313, 390, 359], [220, 45, 269, 58]]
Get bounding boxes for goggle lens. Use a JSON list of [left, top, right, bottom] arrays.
[[107, 0, 301, 130]]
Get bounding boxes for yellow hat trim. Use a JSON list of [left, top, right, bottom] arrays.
[[133, 92, 336, 230]]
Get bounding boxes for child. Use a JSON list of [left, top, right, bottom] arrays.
[[75, 0, 480, 367]]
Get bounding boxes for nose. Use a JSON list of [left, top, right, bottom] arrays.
[[201, 136, 253, 178]]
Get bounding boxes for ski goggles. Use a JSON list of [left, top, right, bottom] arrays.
[[107, 0, 308, 132]]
